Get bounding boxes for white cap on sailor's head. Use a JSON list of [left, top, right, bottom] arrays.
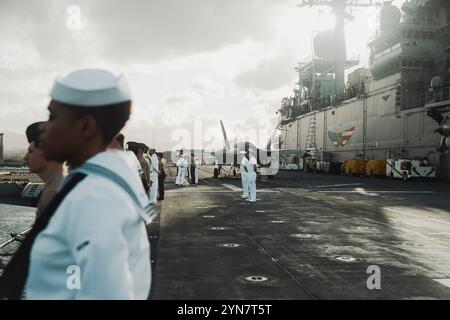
[[50, 69, 131, 107]]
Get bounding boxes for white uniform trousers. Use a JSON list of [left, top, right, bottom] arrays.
[[247, 171, 256, 202], [194, 168, 200, 184], [175, 166, 183, 185], [149, 172, 158, 203], [181, 167, 187, 185], [241, 172, 249, 198]]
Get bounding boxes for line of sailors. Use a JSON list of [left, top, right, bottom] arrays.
[[0, 69, 156, 300], [240, 148, 257, 203], [175, 153, 201, 186], [126, 141, 165, 203]]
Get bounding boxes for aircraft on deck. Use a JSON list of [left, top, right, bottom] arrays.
[[428, 109, 450, 152], [212, 120, 310, 178]]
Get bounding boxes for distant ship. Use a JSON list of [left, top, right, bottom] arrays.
[[277, 0, 450, 180]]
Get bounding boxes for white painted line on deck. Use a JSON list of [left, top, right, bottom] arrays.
[[167, 189, 233, 193], [434, 279, 450, 288], [330, 196, 346, 201], [312, 183, 363, 188], [221, 183, 279, 193], [319, 190, 436, 194], [427, 218, 450, 227], [222, 183, 242, 192], [384, 207, 416, 217], [401, 221, 422, 228]]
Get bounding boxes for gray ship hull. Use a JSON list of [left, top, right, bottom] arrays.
[[280, 73, 450, 179]]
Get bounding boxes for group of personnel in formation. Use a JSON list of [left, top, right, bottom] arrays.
[[174, 154, 201, 186], [126, 141, 166, 203], [0, 69, 158, 299]]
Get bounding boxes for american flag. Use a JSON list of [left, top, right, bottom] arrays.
[[328, 126, 356, 147]]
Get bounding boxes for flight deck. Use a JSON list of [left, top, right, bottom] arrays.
[[150, 166, 450, 300]]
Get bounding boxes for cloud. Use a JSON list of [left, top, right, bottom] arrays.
[[0, 0, 389, 151], [0, 0, 294, 66], [83, 0, 294, 63], [235, 54, 297, 91]]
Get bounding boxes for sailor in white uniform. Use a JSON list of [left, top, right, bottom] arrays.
[[128, 146, 144, 179], [194, 157, 201, 184], [182, 156, 189, 185], [246, 149, 257, 203], [239, 151, 249, 199], [175, 155, 184, 185], [149, 148, 159, 203], [0, 69, 153, 300]]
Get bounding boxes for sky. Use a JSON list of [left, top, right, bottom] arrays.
[[0, 0, 406, 151]]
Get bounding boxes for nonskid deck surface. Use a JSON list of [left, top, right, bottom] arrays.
[[150, 166, 450, 299], [2, 166, 450, 299]]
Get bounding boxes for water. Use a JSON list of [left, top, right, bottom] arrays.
[[0, 203, 35, 244]]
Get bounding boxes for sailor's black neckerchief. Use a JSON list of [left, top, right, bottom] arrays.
[[0, 173, 86, 300]]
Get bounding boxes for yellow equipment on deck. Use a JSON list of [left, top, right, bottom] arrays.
[[343, 160, 366, 176], [365, 160, 387, 177]]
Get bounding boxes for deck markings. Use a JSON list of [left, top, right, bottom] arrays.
[[319, 190, 435, 194], [312, 183, 363, 188], [221, 183, 242, 192], [221, 183, 279, 193], [385, 207, 416, 217], [330, 196, 346, 201], [433, 279, 450, 288]]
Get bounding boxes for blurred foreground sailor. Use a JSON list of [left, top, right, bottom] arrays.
[[239, 150, 249, 199], [246, 149, 257, 203], [0, 69, 153, 300], [24, 122, 64, 219]]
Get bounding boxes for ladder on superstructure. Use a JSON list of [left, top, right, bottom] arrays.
[[306, 113, 317, 158]]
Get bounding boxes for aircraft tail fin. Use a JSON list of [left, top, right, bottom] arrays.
[[220, 120, 231, 150], [266, 120, 281, 150]]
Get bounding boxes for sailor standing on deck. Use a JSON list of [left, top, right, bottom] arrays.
[[182, 155, 189, 185], [194, 157, 201, 184], [246, 149, 257, 203], [175, 154, 184, 185], [149, 148, 159, 203], [157, 152, 166, 201], [111, 134, 146, 187], [0, 69, 153, 300], [143, 145, 152, 187], [126, 142, 147, 192], [239, 151, 249, 199], [138, 143, 151, 193]]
